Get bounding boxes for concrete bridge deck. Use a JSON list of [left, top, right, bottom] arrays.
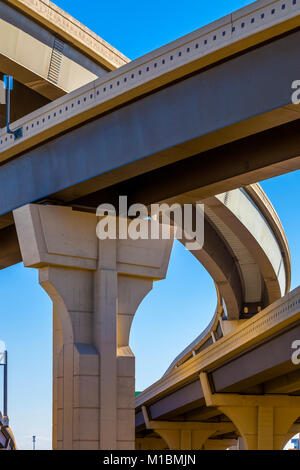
[[0, 0, 300, 220], [0, 0, 128, 127]]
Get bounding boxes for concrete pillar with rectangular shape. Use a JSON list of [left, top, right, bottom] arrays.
[[13, 204, 173, 450]]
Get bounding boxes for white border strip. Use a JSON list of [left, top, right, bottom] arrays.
[[1, 0, 299, 156]]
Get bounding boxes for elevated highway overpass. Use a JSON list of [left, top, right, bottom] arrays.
[[135, 287, 300, 450], [1, 0, 300, 268], [0, 0, 299, 450], [0, 0, 128, 126], [133, 179, 298, 451]]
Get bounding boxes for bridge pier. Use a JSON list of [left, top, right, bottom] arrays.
[[13, 204, 173, 450], [200, 373, 300, 450]]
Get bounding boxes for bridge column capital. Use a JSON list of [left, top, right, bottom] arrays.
[[200, 372, 300, 450], [13, 204, 173, 450], [141, 406, 234, 450]]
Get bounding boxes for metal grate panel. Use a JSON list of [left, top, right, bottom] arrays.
[[47, 39, 65, 85]]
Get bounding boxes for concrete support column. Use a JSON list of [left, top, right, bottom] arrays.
[[200, 372, 300, 450], [14, 204, 173, 450], [39, 265, 100, 449]]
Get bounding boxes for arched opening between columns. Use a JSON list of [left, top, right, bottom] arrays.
[[216, 405, 300, 450], [283, 416, 300, 450], [130, 240, 217, 391]]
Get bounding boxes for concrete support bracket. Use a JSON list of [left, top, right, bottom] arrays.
[[200, 372, 300, 450], [141, 405, 234, 450]]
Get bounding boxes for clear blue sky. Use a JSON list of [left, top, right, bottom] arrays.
[[0, 0, 299, 450]]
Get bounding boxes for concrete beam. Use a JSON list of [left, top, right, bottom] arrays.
[[2, 29, 300, 199], [264, 370, 300, 394], [2, 0, 300, 161]]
